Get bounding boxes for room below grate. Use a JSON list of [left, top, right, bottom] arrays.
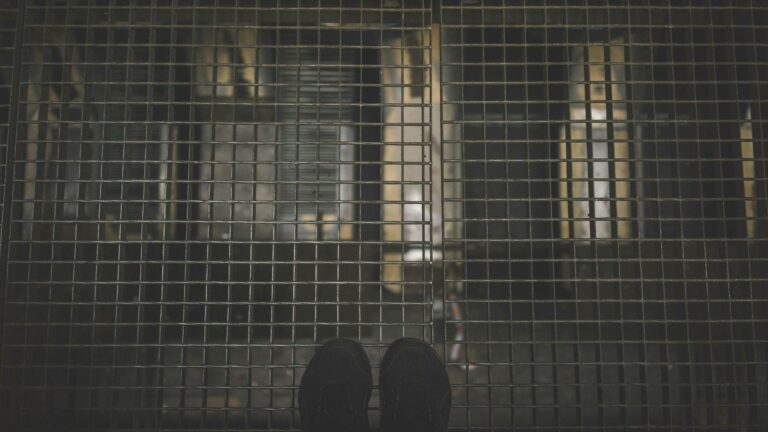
[[0, 1, 767, 431]]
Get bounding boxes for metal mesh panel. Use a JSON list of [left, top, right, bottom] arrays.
[[1, 1, 433, 430], [440, 1, 768, 430], [0, 1, 766, 431]]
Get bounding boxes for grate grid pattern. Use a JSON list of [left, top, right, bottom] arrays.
[[1, 1, 433, 430], [0, 0, 767, 431], [440, 1, 768, 430]]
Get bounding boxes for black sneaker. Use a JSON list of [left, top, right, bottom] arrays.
[[299, 338, 372, 432], [379, 338, 451, 432]]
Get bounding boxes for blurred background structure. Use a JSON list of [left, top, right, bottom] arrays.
[[0, 1, 767, 430]]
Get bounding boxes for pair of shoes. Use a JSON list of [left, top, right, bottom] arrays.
[[299, 338, 451, 432]]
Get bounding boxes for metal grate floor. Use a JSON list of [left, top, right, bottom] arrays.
[[1, 1, 767, 430]]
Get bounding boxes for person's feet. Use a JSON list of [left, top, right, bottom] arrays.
[[379, 338, 451, 432], [299, 338, 372, 432]]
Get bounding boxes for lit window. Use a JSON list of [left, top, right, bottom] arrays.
[[559, 39, 631, 240], [741, 107, 756, 239]]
